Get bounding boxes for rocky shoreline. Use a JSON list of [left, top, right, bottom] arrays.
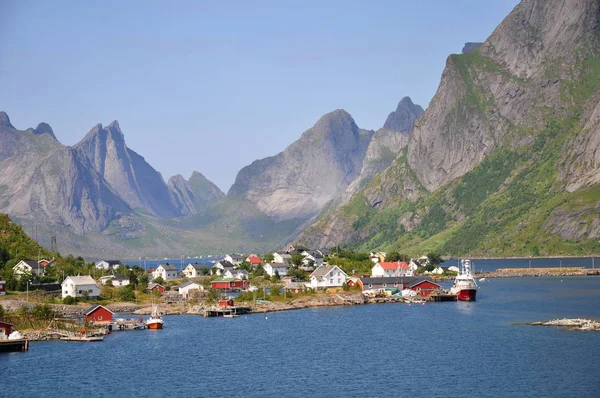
[[525, 318, 600, 332]]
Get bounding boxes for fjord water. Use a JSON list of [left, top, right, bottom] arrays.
[[2, 277, 599, 397]]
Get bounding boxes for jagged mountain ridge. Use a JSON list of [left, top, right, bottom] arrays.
[[298, 0, 600, 256], [0, 113, 224, 253]]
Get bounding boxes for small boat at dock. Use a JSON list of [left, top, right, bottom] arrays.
[[146, 302, 164, 329], [450, 259, 479, 301]]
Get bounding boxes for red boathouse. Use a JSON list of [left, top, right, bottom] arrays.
[[83, 305, 114, 324], [409, 280, 442, 297], [211, 278, 249, 291]]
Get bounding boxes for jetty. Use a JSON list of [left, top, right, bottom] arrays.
[[202, 306, 252, 317], [0, 339, 29, 352]]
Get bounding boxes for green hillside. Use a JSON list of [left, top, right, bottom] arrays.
[[312, 51, 600, 257]]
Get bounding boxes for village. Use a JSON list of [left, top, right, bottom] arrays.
[[0, 246, 467, 349]]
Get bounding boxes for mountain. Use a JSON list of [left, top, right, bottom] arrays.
[[228, 109, 373, 221], [167, 171, 225, 215], [0, 117, 133, 234], [383, 97, 424, 133], [0, 113, 225, 257], [298, 0, 600, 256], [344, 97, 424, 199], [74, 122, 183, 218]]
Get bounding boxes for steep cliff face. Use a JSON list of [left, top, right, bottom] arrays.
[[344, 97, 423, 199], [0, 119, 131, 234], [228, 109, 373, 221], [74, 121, 181, 218], [408, 0, 600, 192], [299, 0, 600, 255]]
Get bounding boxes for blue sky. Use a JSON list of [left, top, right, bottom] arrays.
[[1, 0, 519, 192]]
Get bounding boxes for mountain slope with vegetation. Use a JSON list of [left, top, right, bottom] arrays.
[[297, 0, 600, 257]]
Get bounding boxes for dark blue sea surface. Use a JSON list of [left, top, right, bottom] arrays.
[[2, 277, 599, 397]]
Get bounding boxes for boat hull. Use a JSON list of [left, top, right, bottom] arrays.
[[146, 320, 163, 329], [457, 289, 477, 301]]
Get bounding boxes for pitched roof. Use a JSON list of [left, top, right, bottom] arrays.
[[226, 254, 245, 261], [16, 260, 42, 270], [214, 260, 235, 268], [159, 263, 177, 271], [408, 279, 441, 289], [274, 253, 292, 259], [64, 275, 97, 285], [211, 277, 241, 282], [376, 261, 409, 270], [179, 281, 201, 289], [147, 282, 164, 290], [247, 256, 262, 264], [303, 250, 323, 259], [186, 263, 204, 270], [310, 265, 345, 278], [83, 305, 113, 316]]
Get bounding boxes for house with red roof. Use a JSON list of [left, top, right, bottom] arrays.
[[371, 261, 413, 278], [246, 255, 262, 266]]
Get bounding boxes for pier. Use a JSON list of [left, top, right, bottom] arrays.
[[0, 339, 29, 352], [202, 306, 252, 317]]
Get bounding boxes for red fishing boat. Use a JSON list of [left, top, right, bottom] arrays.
[[146, 302, 164, 329], [450, 259, 479, 301]]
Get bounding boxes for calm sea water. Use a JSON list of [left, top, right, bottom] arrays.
[[2, 277, 599, 397]]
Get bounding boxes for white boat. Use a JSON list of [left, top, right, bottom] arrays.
[[450, 259, 479, 301], [146, 302, 164, 330]]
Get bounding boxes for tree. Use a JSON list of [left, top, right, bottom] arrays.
[[386, 252, 410, 262], [262, 253, 274, 263], [291, 254, 304, 267], [81, 290, 90, 301], [63, 295, 76, 304], [206, 288, 222, 303], [273, 270, 281, 281], [116, 286, 135, 302], [201, 267, 211, 275], [427, 252, 444, 266], [0, 304, 5, 320], [137, 274, 149, 290], [237, 261, 253, 272], [153, 276, 165, 285]]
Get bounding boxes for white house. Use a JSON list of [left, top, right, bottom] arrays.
[[183, 263, 205, 278], [62, 276, 100, 299], [178, 281, 204, 299], [309, 265, 348, 289], [95, 260, 121, 270], [98, 275, 130, 287], [371, 262, 412, 278], [273, 252, 292, 264], [223, 268, 249, 279], [13, 260, 44, 279], [263, 263, 288, 277], [448, 266, 460, 273], [212, 261, 235, 275], [152, 263, 178, 281], [223, 254, 245, 265], [301, 250, 324, 267]]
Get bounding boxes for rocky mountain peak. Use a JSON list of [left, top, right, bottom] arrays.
[[0, 111, 14, 129], [33, 122, 57, 140], [480, 0, 600, 79], [383, 97, 424, 133], [462, 42, 483, 54]]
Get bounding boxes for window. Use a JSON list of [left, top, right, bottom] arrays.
[[98, 316, 102, 320], [89, 289, 93, 293], [383, 283, 387, 287], [330, 279, 333, 284]]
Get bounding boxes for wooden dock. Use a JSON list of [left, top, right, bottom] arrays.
[[0, 339, 29, 352], [202, 306, 252, 317]]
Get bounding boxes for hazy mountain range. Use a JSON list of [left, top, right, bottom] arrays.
[[1, 0, 599, 258]]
